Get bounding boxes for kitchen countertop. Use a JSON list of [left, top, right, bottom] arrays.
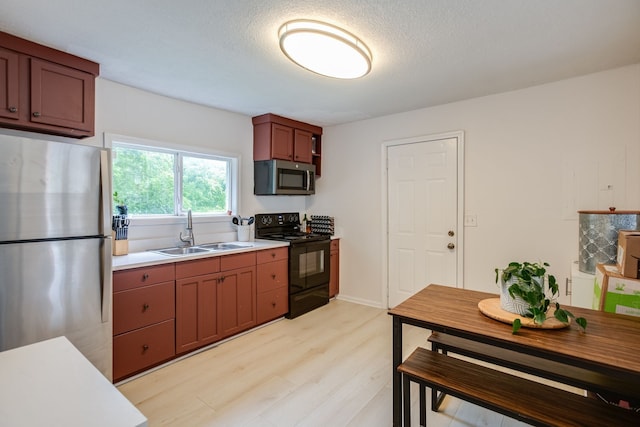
[[0, 336, 147, 427], [112, 239, 289, 271]]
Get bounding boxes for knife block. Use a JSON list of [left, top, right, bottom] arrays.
[[112, 232, 129, 256]]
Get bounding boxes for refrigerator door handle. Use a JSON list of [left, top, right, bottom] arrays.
[[101, 236, 113, 323], [100, 150, 112, 236]]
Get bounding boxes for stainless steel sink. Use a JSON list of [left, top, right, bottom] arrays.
[[196, 242, 254, 250], [149, 243, 254, 257], [151, 246, 211, 256]]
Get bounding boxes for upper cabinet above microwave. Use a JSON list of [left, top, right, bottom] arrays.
[[252, 113, 323, 177], [0, 31, 99, 138]]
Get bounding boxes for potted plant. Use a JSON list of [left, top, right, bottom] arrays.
[[113, 191, 128, 216], [495, 261, 587, 333]]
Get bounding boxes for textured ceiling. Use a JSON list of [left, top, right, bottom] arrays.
[[1, 0, 639, 126]]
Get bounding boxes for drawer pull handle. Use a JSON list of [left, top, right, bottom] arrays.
[[32, 111, 41, 117], [142, 273, 149, 281], [271, 302, 276, 308], [271, 252, 276, 258], [272, 274, 276, 279], [8, 106, 17, 113], [142, 303, 150, 312], [142, 344, 149, 352]]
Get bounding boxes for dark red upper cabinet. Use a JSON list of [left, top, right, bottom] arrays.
[[252, 113, 324, 177], [0, 31, 99, 138]]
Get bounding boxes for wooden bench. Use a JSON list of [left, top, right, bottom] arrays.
[[427, 332, 639, 411], [397, 347, 640, 427]]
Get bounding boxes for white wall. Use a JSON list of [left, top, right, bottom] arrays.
[[91, 79, 306, 249], [311, 64, 640, 307], [74, 67, 640, 306]]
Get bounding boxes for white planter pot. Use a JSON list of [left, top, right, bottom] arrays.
[[500, 278, 530, 315]]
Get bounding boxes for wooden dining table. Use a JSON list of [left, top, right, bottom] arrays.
[[388, 284, 640, 426]]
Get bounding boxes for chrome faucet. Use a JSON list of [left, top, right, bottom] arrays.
[[180, 209, 195, 246]]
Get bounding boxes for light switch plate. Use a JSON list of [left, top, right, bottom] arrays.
[[464, 215, 477, 227]]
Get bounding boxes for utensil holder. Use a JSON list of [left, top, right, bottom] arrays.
[[237, 225, 250, 242]]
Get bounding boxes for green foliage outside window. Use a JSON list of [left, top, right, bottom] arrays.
[[112, 144, 230, 216], [182, 156, 228, 213]]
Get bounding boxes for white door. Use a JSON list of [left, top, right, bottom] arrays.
[[387, 136, 460, 308]]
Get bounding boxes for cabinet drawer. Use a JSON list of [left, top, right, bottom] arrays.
[[113, 281, 175, 335], [257, 259, 288, 292], [256, 247, 288, 264], [113, 319, 175, 381], [114, 264, 175, 292], [330, 239, 340, 252], [257, 287, 288, 324], [220, 252, 256, 271], [175, 257, 220, 279]]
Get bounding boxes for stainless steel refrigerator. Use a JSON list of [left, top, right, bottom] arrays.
[[0, 134, 113, 380]]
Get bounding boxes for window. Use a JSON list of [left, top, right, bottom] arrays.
[[108, 135, 238, 217]]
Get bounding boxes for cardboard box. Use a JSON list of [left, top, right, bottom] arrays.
[[594, 263, 640, 317], [616, 230, 640, 279]]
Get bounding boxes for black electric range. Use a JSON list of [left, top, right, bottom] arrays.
[[255, 213, 331, 318]]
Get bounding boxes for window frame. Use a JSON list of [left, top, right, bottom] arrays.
[[104, 133, 240, 223]]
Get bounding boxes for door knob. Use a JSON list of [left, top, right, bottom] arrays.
[[448, 230, 455, 237], [447, 243, 455, 249]]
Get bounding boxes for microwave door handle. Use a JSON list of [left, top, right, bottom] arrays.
[[306, 170, 311, 191]]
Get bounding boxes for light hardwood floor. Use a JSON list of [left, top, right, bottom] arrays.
[[117, 299, 532, 426]]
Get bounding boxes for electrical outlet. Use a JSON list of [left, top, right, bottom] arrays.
[[464, 215, 477, 227]]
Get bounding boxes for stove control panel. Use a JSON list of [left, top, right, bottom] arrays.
[[256, 213, 300, 229]]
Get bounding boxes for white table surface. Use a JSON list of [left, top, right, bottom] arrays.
[[0, 337, 147, 427]]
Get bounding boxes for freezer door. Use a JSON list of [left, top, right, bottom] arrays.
[[0, 135, 104, 241], [0, 238, 112, 379]]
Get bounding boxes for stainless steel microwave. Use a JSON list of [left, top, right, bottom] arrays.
[[254, 159, 315, 195]]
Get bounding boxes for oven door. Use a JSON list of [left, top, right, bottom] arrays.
[[289, 240, 330, 293]]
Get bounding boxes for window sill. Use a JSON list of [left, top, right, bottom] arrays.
[[122, 214, 233, 227]]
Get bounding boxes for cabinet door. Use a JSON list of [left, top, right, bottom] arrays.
[[175, 273, 220, 354], [113, 281, 175, 335], [114, 263, 175, 292], [218, 266, 256, 338], [330, 240, 340, 297], [0, 47, 19, 120], [257, 287, 288, 324], [271, 123, 293, 160], [293, 129, 313, 163], [29, 58, 94, 133], [257, 259, 288, 293], [256, 247, 288, 264], [113, 319, 175, 382]]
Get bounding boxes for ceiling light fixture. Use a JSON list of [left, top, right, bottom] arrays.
[[278, 20, 372, 79]]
